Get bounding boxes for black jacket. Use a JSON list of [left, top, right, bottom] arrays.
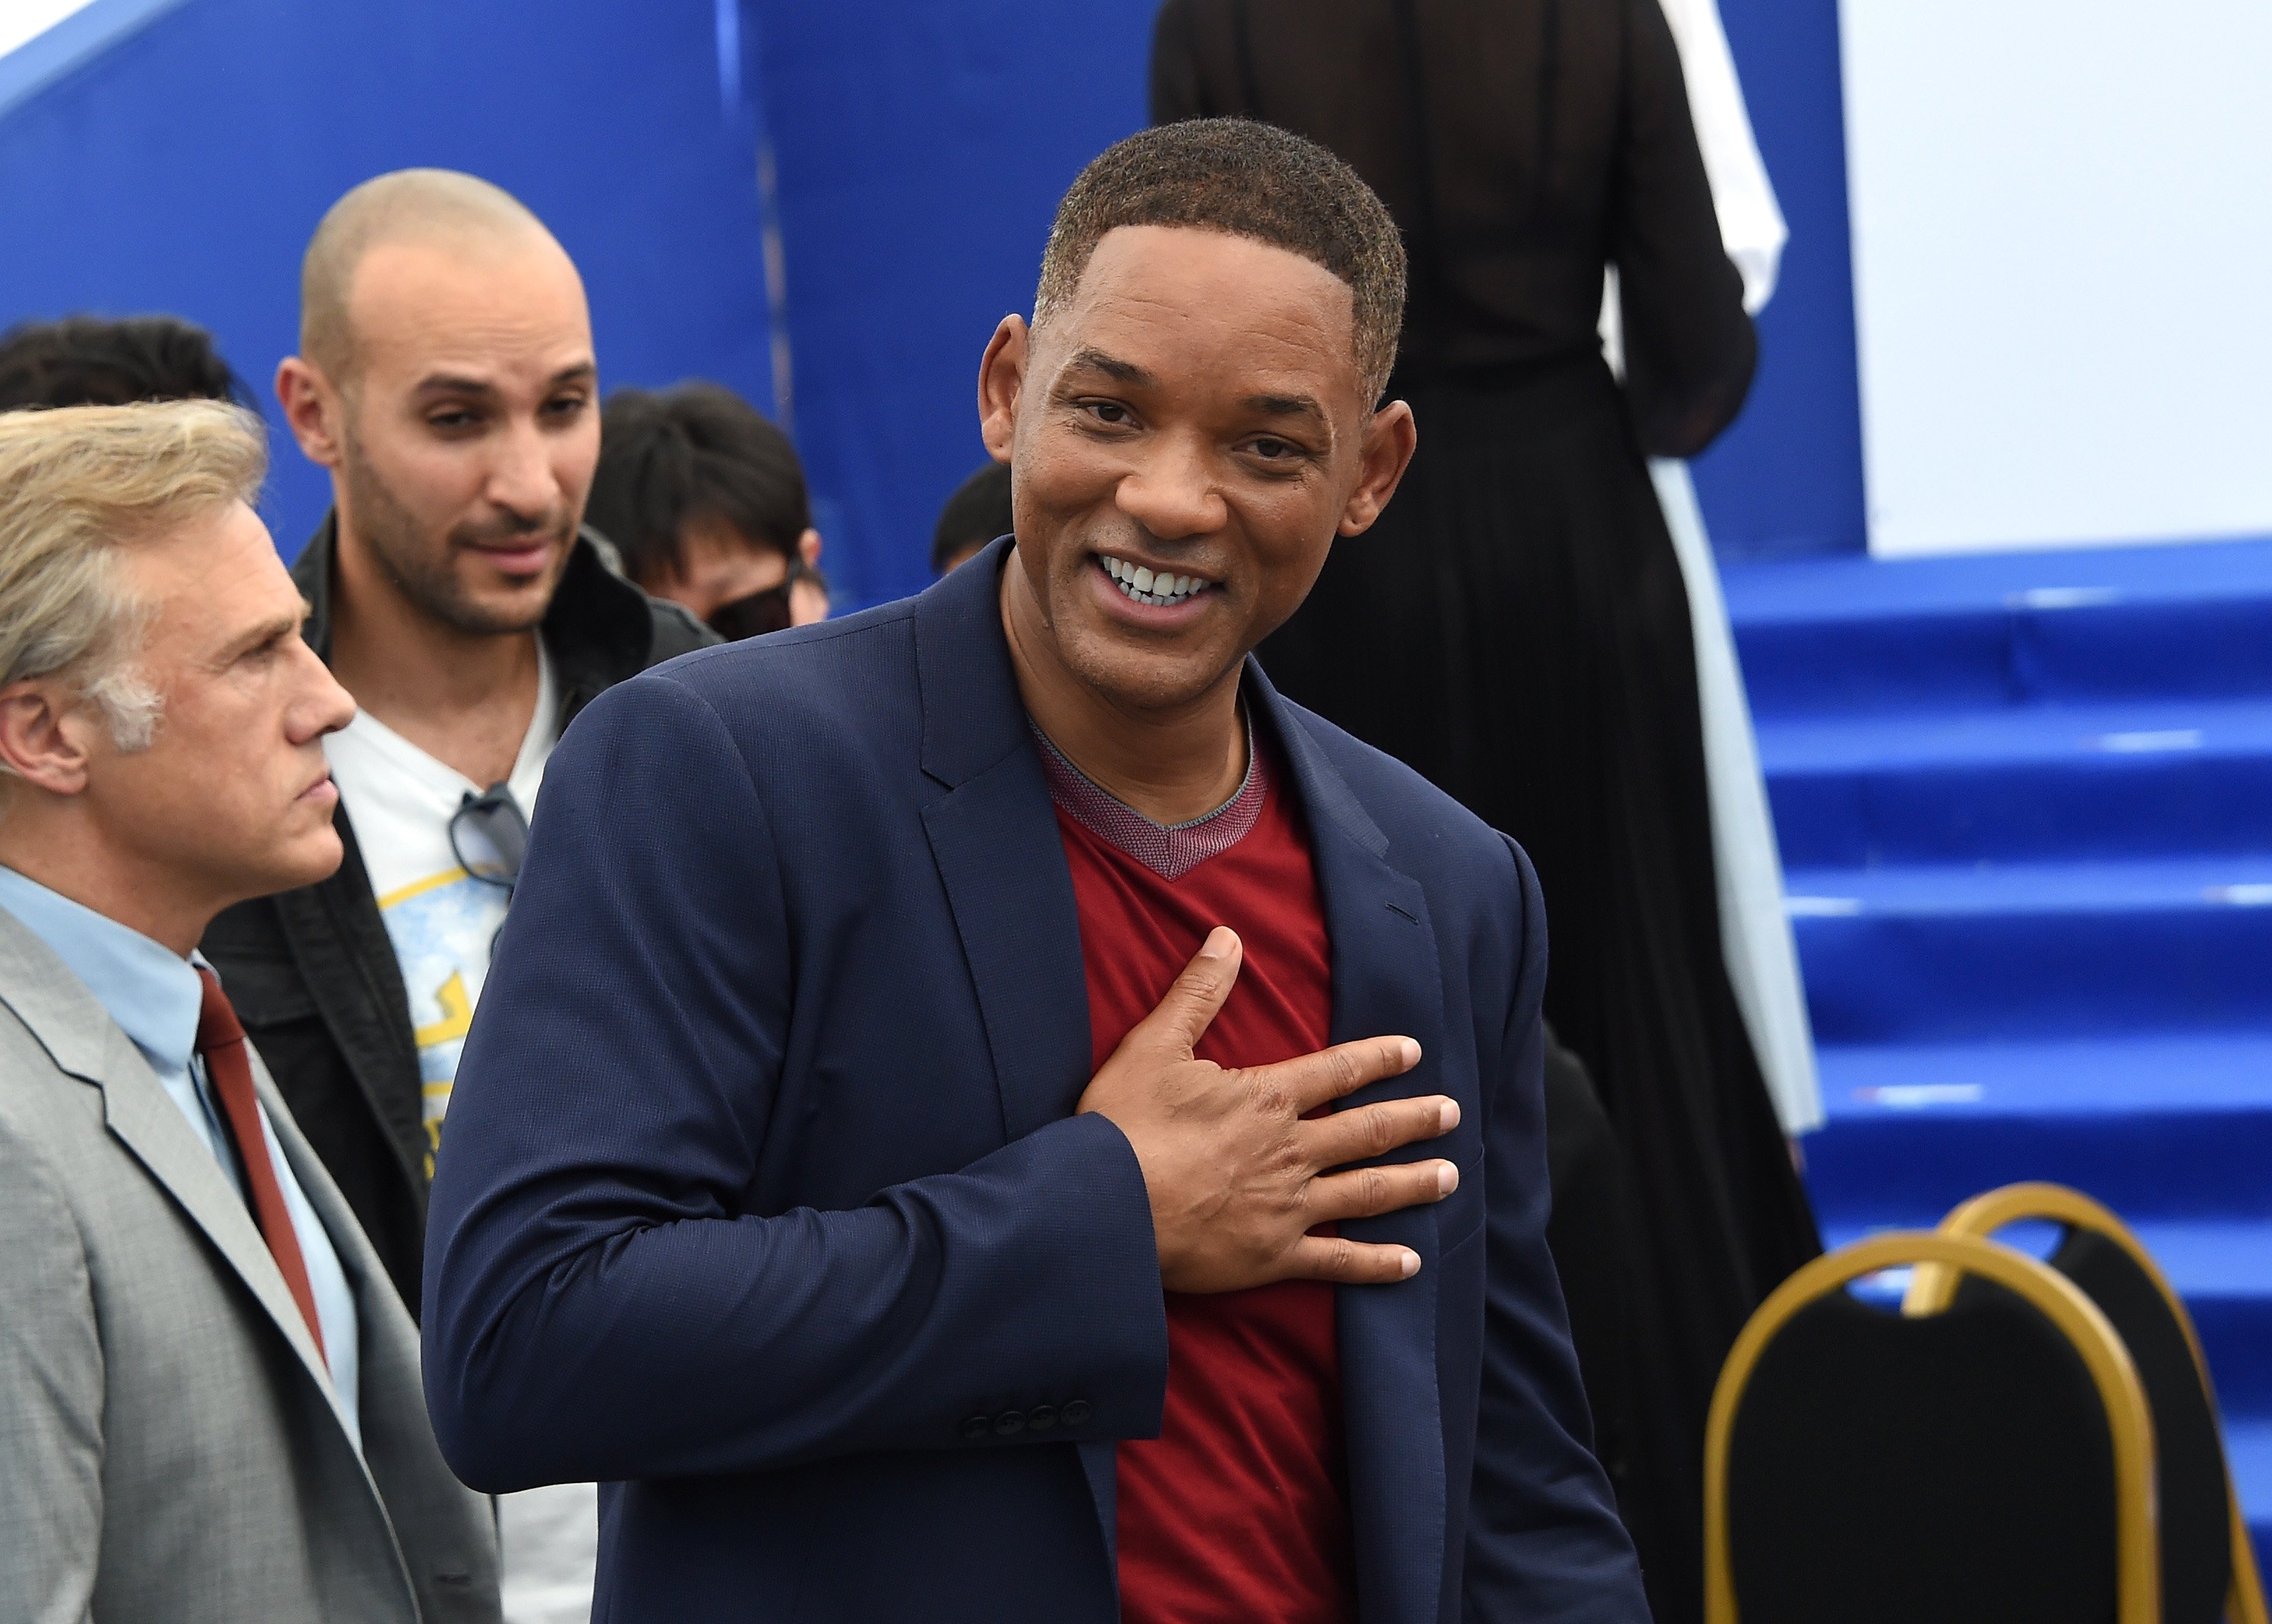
[[202, 516, 713, 1315]]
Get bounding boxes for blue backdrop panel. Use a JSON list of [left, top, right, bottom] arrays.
[[1689, 0, 1867, 559], [0, 0, 1869, 585], [753, 0, 1866, 602], [0, 0, 774, 559], [748, 0, 1153, 608]]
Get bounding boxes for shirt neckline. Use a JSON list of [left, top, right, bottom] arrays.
[[333, 638, 560, 803], [1029, 711, 1269, 881]]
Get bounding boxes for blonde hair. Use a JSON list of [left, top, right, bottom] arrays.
[[0, 399, 267, 761]]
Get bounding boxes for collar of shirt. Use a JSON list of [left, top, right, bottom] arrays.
[[0, 864, 203, 1078]]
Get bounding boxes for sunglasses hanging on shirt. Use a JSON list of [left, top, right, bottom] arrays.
[[449, 783, 530, 954]]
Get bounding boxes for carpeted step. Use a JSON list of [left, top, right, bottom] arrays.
[[2221, 1419, 2272, 1574], [1731, 537, 2272, 1580], [1802, 1035, 2272, 1230], [1785, 858, 2272, 1043], [1726, 536, 2272, 717], [1759, 696, 2272, 866]]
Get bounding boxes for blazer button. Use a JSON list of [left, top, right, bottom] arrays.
[[1026, 1404, 1058, 1432], [994, 1410, 1026, 1437], [960, 1415, 992, 1441], [1060, 1399, 1093, 1428]]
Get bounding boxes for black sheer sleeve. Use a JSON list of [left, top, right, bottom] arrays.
[[1610, 0, 1755, 458]]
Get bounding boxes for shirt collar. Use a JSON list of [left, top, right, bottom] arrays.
[[0, 865, 204, 1078]]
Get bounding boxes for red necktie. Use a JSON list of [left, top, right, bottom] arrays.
[[195, 966, 327, 1362]]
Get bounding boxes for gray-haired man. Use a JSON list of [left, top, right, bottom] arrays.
[[0, 400, 499, 1623]]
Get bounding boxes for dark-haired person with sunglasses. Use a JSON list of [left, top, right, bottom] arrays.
[[588, 382, 830, 640]]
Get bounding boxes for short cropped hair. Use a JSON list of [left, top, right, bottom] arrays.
[[1034, 118, 1406, 401], [0, 400, 267, 764], [587, 383, 809, 587], [933, 462, 1013, 574], [0, 314, 250, 412], [300, 169, 551, 383]]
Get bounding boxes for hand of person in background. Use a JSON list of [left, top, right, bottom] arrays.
[[1079, 925, 1456, 1292]]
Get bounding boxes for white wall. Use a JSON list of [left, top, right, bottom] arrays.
[[1840, 0, 2272, 556]]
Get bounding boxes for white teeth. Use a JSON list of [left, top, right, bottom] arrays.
[[1100, 554, 1209, 606]]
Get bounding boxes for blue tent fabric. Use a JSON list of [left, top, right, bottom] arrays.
[[0, 0, 775, 560]]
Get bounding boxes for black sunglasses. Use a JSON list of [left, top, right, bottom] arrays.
[[449, 782, 530, 897], [705, 554, 816, 642]]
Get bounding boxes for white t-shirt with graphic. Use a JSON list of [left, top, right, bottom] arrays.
[[324, 645, 599, 1624], [323, 646, 560, 1177]]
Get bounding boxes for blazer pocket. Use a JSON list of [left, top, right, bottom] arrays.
[[1436, 1199, 1486, 1259]]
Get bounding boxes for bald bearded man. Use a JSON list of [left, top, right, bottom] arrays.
[[199, 170, 712, 1623]]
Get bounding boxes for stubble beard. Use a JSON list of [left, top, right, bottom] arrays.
[[339, 437, 567, 638]]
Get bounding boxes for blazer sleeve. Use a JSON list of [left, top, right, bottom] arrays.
[[420, 670, 1167, 1493], [0, 1117, 102, 1624], [1612, 0, 1757, 459], [1462, 836, 1651, 1621]]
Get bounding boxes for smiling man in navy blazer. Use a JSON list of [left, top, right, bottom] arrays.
[[423, 119, 1648, 1623]]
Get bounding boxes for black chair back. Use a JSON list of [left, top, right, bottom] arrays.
[[1708, 1231, 2158, 1624], [1922, 1184, 2267, 1624]]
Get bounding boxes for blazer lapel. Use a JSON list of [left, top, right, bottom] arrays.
[[1257, 672, 1451, 1624], [911, 543, 1121, 1546], [0, 913, 352, 1441]]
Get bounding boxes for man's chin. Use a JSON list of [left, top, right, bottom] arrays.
[[264, 826, 347, 894], [432, 579, 558, 638], [424, 539, 572, 634], [1063, 625, 1242, 715]]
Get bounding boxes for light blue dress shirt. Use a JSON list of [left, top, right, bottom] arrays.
[[0, 866, 361, 1447]]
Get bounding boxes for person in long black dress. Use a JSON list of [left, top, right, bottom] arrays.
[[1152, 6, 1821, 1618]]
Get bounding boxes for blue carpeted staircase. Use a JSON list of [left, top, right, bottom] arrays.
[[1724, 535, 2272, 1563]]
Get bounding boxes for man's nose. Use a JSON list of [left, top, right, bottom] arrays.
[[287, 640, 357, 744], [485, 416, 562, 522], [1115, 432, 1227, 542]]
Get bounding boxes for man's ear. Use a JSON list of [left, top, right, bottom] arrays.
[[798, 527, 823, 569], [1337, 399, 1419, 538], [977, 315, 1030, 465], [0, 681, 100, 800], [275, 355, 347, 471]]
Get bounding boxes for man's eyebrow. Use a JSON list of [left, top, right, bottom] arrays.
[[1243, 391, 1327, 423], [412, 361, 595, 397], [413, 373, 501, 398], [1062, 347, 1155, 387], [223, 610, 303, 660]]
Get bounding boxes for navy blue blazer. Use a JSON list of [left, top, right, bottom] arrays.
[[424, 541, 1646, 1623]]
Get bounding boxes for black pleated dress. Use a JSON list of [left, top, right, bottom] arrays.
[[1153, 5, 1823, 1618]]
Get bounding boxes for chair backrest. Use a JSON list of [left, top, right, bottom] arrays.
[[1914, 1183, 2268, 1624], [1707, 1231, 2159, 1624]]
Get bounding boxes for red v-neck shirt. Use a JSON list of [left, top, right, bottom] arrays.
[[1041, 730, 1355, 1624]]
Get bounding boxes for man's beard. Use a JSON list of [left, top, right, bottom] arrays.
[[340, 442, 573, 637]]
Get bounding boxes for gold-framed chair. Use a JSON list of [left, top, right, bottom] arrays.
[[1909, 1182, 2270, 1624], [1705, 1229, 2160, 1624]]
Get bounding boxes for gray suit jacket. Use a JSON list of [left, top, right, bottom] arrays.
[[0, 908, 500, 1623]]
